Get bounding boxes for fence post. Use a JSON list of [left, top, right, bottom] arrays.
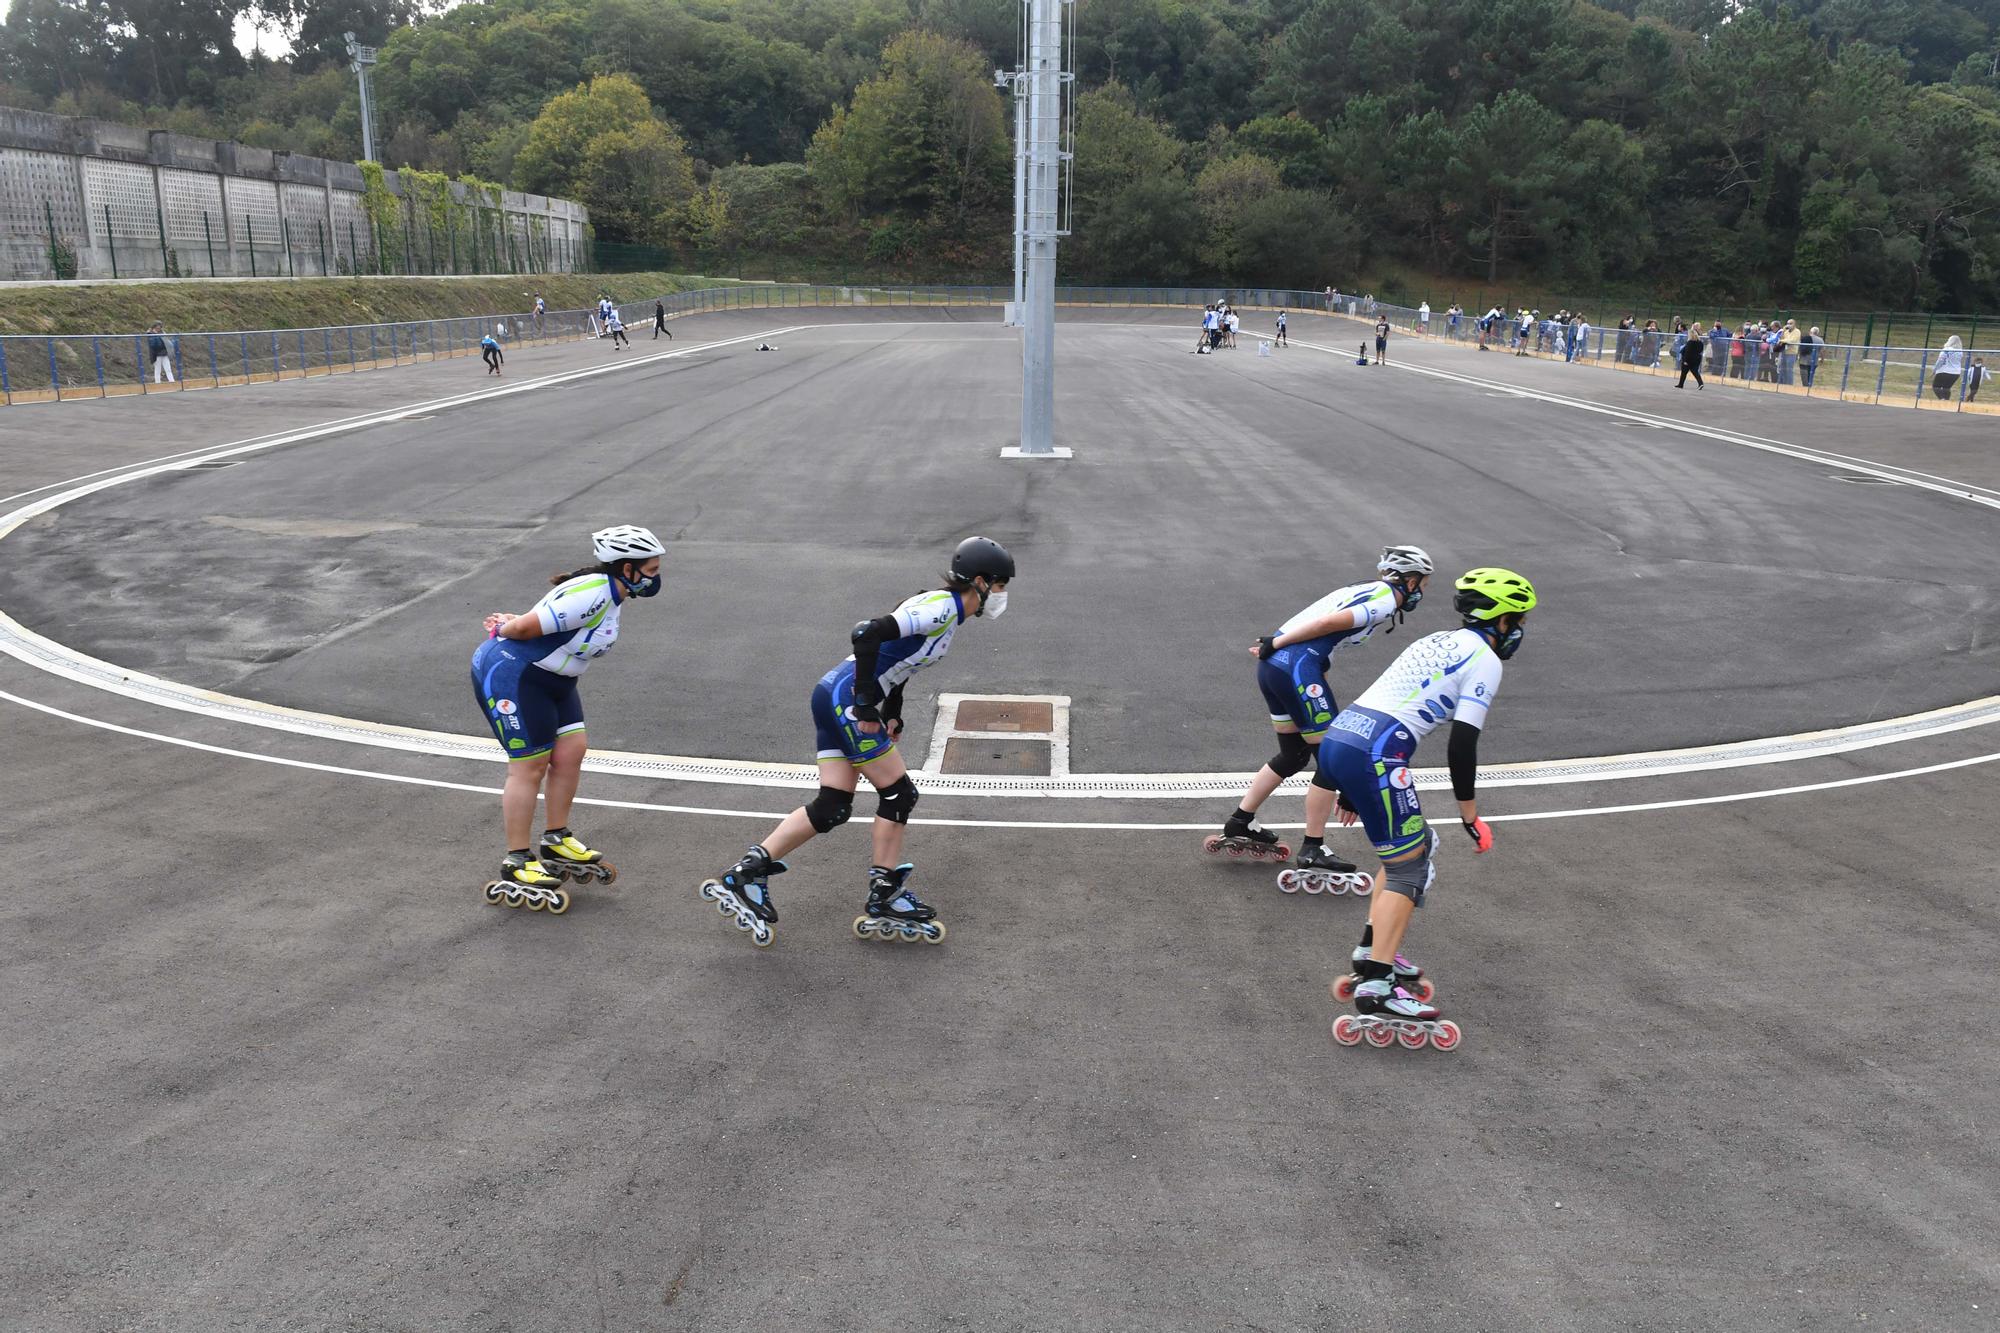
[[105, 205, 118, 278], [389, 324, 398, 365], [47, 338, 59, 399], [93, 338, 105, 396], [239, 331, 249, 382], [369, 326, 377, 366], [202, 211, 216, 276], [173, 337, 183, 388], [1913, 350, 1930, 405], [0, 339, 10, 404], [271, 330, 281, 379], [207, 334, 217, 386], [298, 330, 308, 375], [155, 197, 169, 274], [347, 326, 356, 370], [323, 328, 331, 371]]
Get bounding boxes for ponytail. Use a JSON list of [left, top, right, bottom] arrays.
[[549, 561, 616, 587]]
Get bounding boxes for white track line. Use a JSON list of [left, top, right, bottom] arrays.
[[2, 319, 1997, 800], [6, 684, 1992, 829]]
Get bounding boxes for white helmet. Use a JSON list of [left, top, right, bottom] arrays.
[[1378, 544, 1434, 576], [591, 524, 666, 564]]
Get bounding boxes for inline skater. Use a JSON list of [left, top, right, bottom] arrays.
[[1275, 311, 1288, 347], [700, 537, 1016, 948], [480, 330, 504, 376], [1208, 546, 1433, 877], [471, 525, 667, 913], [1302, 567, 1536, 1051]]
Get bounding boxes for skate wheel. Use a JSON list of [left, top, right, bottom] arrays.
[[1275, 869, 1300, 894], [1364, 1025, 1397, 1049], [1396, 1026, 1427, 1050], [1202, 835, 1223, 854], [1303, 876, 1325, 895], [1272, 844, 1292, 861], [733, 913, 753, 932], [524, 890, 546, 911], [1353, 875, 1374, 897], [1429, 1020, 1462, 1052], [1331, 1015, 1363, 1046], [698, 879, 720, 902], [1330, 975, 1357, 1002], [503, 888, 526, 909], [545, 890, 570, 916], [751, 923, 774, 948], [1412, 978, 1436, 1003], [922, 922, 946, 944], [483, 882, 505, 904], [596, 861, 617, 884], [853, 916, 873, 940]]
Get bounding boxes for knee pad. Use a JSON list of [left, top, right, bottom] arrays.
[[1268, 730, 1314, 779], [804, 785, 853, 834], [1380, 828, 1438, 905], [875, 775, 919, 825]]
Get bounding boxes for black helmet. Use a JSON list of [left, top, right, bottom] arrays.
[[949, 535, 1015, 585]]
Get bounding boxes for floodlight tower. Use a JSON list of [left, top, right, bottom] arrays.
[[1002, 0, 1074, 460], [345, 32, 381, 162]]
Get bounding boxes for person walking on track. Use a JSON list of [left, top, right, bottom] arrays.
[[653, 299, 672, 340], [699, 537, 1017, 948], [471, 525, 667, 913]]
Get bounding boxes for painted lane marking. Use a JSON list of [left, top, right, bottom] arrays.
[[4, 684, 1992, 829], [1, 321, 1997, 798]]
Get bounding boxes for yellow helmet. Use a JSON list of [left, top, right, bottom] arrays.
[[1454, 567, 1537, 621]]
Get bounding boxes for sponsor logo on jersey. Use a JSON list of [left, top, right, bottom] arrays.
[[1331, 712, 1376, 740], [1305, 682, 1325, 699], [494, 699, 517, 715], [508, 738, 525, 750], [1388, 767, 1414, 790], [1399, 815, 1425, 835]]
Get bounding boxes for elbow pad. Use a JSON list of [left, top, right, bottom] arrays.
[[1447, 720, 1481, 802], [850, 616, 898, 648], [850, 616, 899, 705]]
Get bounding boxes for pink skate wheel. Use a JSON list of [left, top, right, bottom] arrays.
[[1396, 1027, 1427, 1050], [1412, 978, 1436, 1003], [1331, 1015, 1363, 1046], [1429, 1021, 1462, 1051], [1329, 975, 1357, 1002], [1364, 1025, 1396, 1049], [1272, 844, 1292, 861], [1202, 835, 1222, 854], [1353, 875, 1374, 897], [1225, 842, 1243, 857], [1275, 870, 1300, 894]]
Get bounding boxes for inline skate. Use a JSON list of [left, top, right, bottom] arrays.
[[853, 863, 946, 944], [699, 846, 784, 947], [1330, 945, 1434, 1003], [1331, 976, 1460, 1051], [538, 827, 618, 884], [482, 852, 570, 914], [1275, 842, 1374, 896], [1203, 810, 1291, 863]]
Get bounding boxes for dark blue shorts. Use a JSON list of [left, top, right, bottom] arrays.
[[471, 638, 584, 761], [1257, 652, 1337, 738], [812, 662, 896, 766], [1317, 709, 1427, 859]]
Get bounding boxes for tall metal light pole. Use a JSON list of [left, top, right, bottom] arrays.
[[1002, 0, 1074, 460], [345, 32, 380, 162]]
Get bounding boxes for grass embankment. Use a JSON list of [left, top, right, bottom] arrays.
[[0, 272, 728, 338]]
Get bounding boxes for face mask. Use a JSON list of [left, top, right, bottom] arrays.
[[983, 590, 1009, 619], [1399, 583, 1423, 614], [1494, 624, 1524, 659], [625, 571, 662, 598]]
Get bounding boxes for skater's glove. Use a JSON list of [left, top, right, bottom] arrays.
[[1462, 817, 1493, 853], [1255, 635, 1279, 660]]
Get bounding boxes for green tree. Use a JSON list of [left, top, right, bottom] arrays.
[[515, 74, 697, 243], [1447, 90, 1566, 280]]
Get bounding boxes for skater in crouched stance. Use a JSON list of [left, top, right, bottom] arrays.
[[1303, 567, 1536, 1051], [702, 537, 1016, 947], [1209, 545, 1432, 880], [471, 525, 667, 913]]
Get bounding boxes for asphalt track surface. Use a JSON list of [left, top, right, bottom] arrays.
[[2, 306, 1997, 1330]]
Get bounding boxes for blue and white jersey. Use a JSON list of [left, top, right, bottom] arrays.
[[514, 573, 625, 678], [1345, 627, 1503, 742], [1275, 579, 1399, 667], [849, 588, 967, 694]]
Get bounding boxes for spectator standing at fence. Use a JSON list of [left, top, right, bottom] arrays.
[[1934, 335, 1965, 398], [1671, 319, 1688, 368], [653, 299, 672, 340], [1327, 286, 1336, 312], [533, 293, 546, 336], [1447, 303, 1462, 337], [1637, 320, 1659, 368], [1761, 323, 1783, 382], [1741, 324, 1760, 381], [1800, 327, 1822, 388], [1676, 324, 1705, 390], [1710, 321, 1731, 377], [146, 323, 175, 384], [1374, 313, 1390, 364], [1575, 315, 1593, 362], [1615, 315, 1634, 364], [1779, 320, 1801, 385], [1515, 309, 1533, 355], [1966, 356, 1987, 401], [1418, 301, 1432, 335]]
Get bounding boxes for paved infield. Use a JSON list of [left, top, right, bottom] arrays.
[[1, 306, 1996, 1330]]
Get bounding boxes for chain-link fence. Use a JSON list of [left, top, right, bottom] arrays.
[[3, 283, 1994, 414]]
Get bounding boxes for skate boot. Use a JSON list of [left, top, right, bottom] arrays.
[[1275, 842, 1374, 896], [483, 853, 570, 914], [698, 846, 784, 947], [1332, 975, 1460, 1051], [853, 864, 946, 944], [1203, 810, 1291, 863], [538, 827, 618, 884], [1330, 946, 1434, 1002]]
